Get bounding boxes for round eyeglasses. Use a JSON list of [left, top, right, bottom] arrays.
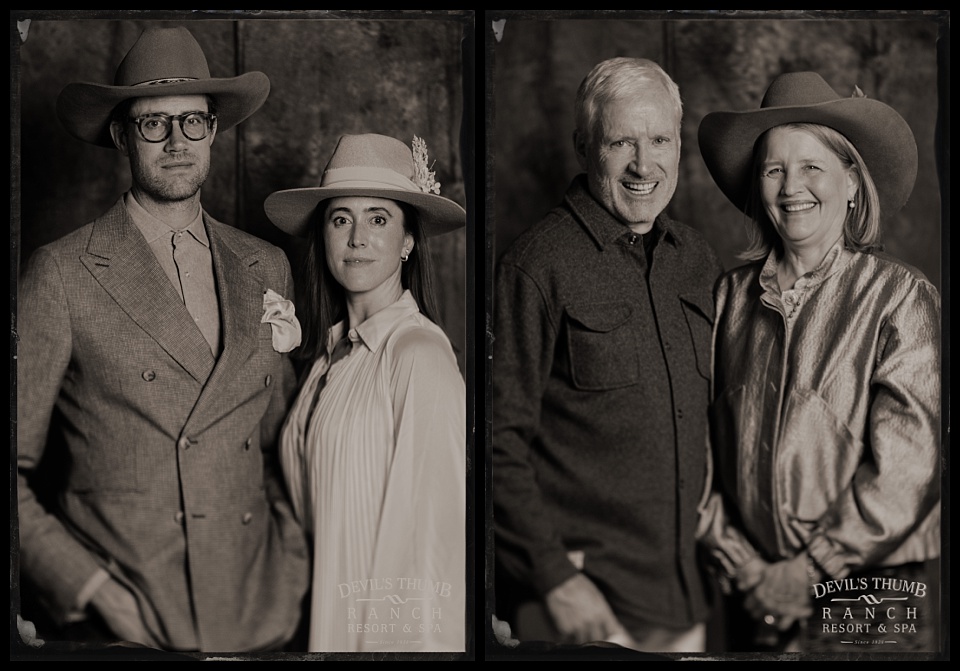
[[127, 112, 217, 143]]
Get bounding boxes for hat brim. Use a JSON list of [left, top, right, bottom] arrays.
[[264, 186, 467, 238], [698, 97, 918, 221], [56, 72, 270, 148]]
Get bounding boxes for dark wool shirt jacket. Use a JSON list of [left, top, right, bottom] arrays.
[[492, 176, 722, 631]]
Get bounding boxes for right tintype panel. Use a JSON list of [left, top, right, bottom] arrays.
[[486, 10, 946, 661]]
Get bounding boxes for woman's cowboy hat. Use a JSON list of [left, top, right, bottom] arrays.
[[265, 133, 466, 238], [56, 26, 270, 148], [698, 71, 918, 220]]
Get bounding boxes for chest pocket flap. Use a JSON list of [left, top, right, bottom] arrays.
[[679, 291, 715, 380], [566, 302, 634, 332], [679, 291, 715, 323], [564, 301, 638, 390]]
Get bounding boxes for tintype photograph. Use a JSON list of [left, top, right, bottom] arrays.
[[485, 10, 948, 661], [11, 10, 475, 661]]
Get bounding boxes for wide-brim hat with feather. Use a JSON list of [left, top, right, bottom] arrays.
[[264, 133, 466, 238], [698, 71, 918, 220], [56, 26, 270, 148]]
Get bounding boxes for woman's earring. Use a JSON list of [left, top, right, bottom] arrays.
[[848, 200, 855, 209], [401, 250, 410, 262]]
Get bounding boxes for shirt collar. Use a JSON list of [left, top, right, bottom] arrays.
[[325, 290, 421, 355], [564, 174, 680, 250], [124, 191, 209, 247], [759, 236, 850, 294]]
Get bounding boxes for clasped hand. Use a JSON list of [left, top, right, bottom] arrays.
[[545, 573, 635, 647], [737, 554, 813, 631]]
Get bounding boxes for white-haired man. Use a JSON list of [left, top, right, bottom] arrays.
[[493, 57, 722, 652]]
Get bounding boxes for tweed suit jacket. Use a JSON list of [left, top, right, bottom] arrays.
[[16, 199, 310, 652]]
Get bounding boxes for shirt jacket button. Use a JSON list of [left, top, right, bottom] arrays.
[[174, 511, 185, 524], [178, 436, 192, 450], [142, 370, 156, 382], [264, 375, 272, 387], [242, 512, 253, 525]]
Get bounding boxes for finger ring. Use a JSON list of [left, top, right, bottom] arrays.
[[763, 614, 776, 626]]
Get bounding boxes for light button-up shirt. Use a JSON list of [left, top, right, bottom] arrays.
[[125, 192, 221, 355]]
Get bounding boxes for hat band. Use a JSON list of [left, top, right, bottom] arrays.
[[134, 77, 199, 87], [320, 167, 419, 193]]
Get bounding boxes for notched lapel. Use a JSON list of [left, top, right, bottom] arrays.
[[80, 202, 216, 384]]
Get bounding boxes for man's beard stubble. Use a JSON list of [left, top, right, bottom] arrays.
[[132, 154, 210, 203]]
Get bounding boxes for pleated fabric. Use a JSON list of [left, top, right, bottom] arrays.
[[281, 291, 466, 652]]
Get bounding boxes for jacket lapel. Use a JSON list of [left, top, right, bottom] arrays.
[[80, 200, 216, 383], [185, 217, 264, 429]]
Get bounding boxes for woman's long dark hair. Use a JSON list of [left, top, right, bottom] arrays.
[[295, 198, 442, 364]]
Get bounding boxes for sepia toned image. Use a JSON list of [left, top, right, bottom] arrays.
[[485, 10, 947, 661], [11, 10, 475, 661]]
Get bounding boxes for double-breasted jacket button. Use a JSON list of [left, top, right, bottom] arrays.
[[264, 375, 273, 387], [174, 511, 184, 524], [142, 370, 156, 381], [242, 512, 253, 525], [178, 436, 193, 450]]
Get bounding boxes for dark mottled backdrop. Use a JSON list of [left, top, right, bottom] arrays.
[[489, 13, 944, 291], [15, 12, 471, 373]]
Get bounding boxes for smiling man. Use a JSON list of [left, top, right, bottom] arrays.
[[16, 26, 309, 652], [492, 57, 723, 652]]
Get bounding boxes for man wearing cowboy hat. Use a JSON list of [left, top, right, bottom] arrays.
[[492, 57, 722, 652], [16, 26, 309, 652]]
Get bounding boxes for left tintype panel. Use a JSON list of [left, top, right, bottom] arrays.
[[12, 11, 473, 660]]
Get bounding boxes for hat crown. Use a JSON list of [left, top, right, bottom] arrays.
[[264, 133, 465, 238], [760, 71, 842, 109], [698, 70, 918, 222], [322, 134, 416, 184], [114, 26, 212, 87]]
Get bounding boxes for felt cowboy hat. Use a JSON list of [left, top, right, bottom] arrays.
[[264, 133, 466, 238], [698, 71, 918, 220], [56, 26, 270, 148]]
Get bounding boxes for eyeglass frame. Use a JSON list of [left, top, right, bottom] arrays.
[[126, 112, 218, 143]]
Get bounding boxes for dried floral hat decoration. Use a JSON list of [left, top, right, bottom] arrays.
[[264, 133, 466, 238], [698, 71, 918, 220], [57, 26, 270, 148]]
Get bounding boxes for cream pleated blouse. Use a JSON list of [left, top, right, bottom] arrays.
[[280, 291, 466, 653]]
